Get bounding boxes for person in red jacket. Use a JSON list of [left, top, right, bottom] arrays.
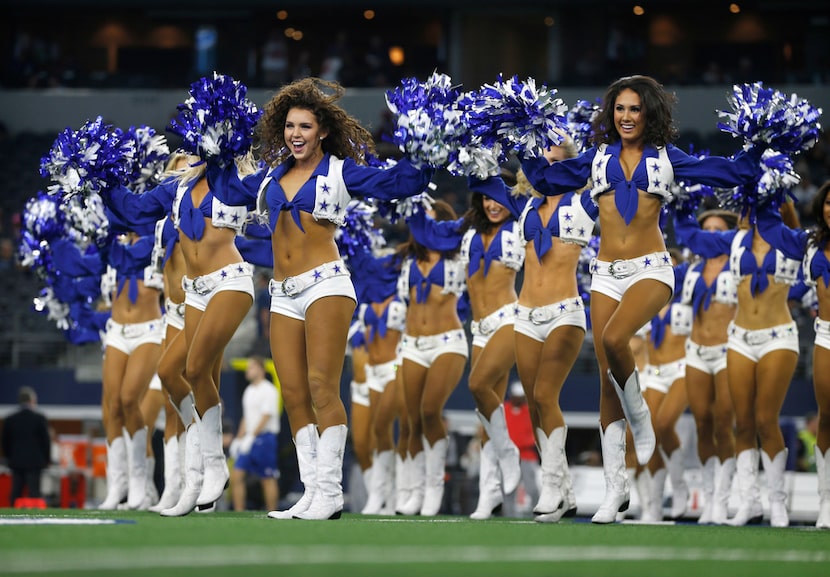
[[503, 381, 541, 516]]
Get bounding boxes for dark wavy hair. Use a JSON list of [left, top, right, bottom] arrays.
[[396, 199, 460, 262], [256, 77, 376, 167], [810, 180, 830, 247], [592, 75, 678, 148]]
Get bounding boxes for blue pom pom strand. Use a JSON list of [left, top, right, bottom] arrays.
[[123, 125, 170, 193]]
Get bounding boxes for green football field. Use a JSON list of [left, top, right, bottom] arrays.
[[1, 509, 828, 577]]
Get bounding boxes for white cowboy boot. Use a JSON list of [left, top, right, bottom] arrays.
[[477, 405, 521, 494], [661, 447, 689, 520], [295, 424, 347, 520], [816, 446, 830, 529], [761, 448, 789, 528], [592, 420, 630, 524], [648, 468, 667, 522], [697, 456, 717, 524], [269, 423, 318, 519], [150, 436, 182, 513], [420, 436, 448, 516], [98, 436, 128, 510], [196, 404, 229, 506], [160, 417, 203, 516], [633, 468, 652, 521], [143, 455, 159, 509], [125, 427, 149, 510], [394, 453, 411, 514], [363, 449, 395, 515], [610, 370, 655, 466], [470, 441, 503, 520], [727, 449, 763, 526], [534, 426, 568, 522], [397, 451, 425, 515], [712, 456, 735, 525]]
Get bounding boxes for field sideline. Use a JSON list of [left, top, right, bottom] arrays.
[[1, 509, 828, 577]]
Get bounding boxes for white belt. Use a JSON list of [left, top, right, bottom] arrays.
[[729, 321, 797, 346], [270, 260, 350, 298], [183, 262, 253, 296], [518, 299, 584, 326], [471, 303, 517, 336], [590, 251, 672, 279], [404, 329, 465, 351], [107, 318, 162, 339]]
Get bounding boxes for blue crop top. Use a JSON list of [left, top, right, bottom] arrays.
[[675, 207, 800, 296], [521, 143, 764, 224], [468, 176, 598, 261], [106, 174, 247, 241], [208, 154, 432, 232]]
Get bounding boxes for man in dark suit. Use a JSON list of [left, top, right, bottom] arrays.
[[2, 386, 52, 504]]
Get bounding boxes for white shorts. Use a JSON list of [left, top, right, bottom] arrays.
[[148, 373, 162, 392], [367, 359, 398, 393], [183, 262, 255, 312], [815, 318, 830, 351], [471, 302, 518, 348], [400, 329, 469, 368], [685, 339, 728, 375], [269, 260, 356, 321], [642, 360, 686, 394], [514, 299, 586, 343], [590, 251, 675, 302], [727, 321, 799, 362], [105, 318, 164, 355], [164, 298, 186, 332], [351, 379, 370, 407]]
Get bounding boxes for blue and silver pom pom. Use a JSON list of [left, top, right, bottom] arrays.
[[40, 116, 134, 198], [717, 82, 823, 154], [168, 72, 262, 166], [567, 99, 601, 153], [465, 75, 568, 160], [336, 200, 386, 259], [123, 125, 170, 193]]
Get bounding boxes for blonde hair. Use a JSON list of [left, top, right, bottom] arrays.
[[165, 151, 259, 186], [513, 168, 543, 199]]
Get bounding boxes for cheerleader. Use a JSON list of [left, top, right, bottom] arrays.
[[519, 75, 764, 523]]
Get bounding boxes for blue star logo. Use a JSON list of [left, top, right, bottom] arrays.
[[643, 257, 652, 267], [578, 227, 586, 236], [333, 264, 342, 274], [564, 212, 573, 221], [313, 269, 323, 281], [662, 254, 670, 264], [217, 210, 226, 219], [650, 161, 660, 173], [237, 265, 244, 273], [652, 178, 661, 189], [770, 329, 778, 339], [221, 270, 228, 278], [565, 226, 573, 234], [334, 203, 341, 212], [559, 303, 567, 312], [319, 200, 329, 211], [321, 183, 331, 194], [231, 213, 239, 222]]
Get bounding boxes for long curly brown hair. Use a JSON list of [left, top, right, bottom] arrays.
[[255, 77, 376, 167], [592, 75, 678, 148]]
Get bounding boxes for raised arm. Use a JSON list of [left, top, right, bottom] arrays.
[[519, 150, 594, 197], [342, 158, 433, 201], [756, 202, 807, 260], [670, 144, 765, 189], [467, 175, 524, 219], [673, 209, 735, 259]]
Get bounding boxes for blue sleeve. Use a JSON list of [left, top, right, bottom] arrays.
[[205, 163, 262, 208], [519, 150, 595, 197], [669, 144, 764, 188], [579, 190, 599, 219], [342, 158, 434, 201], [673, 210, 734, 258], [235, 236, 273, 268], [106, 181, 176, 226], [756, 203, 807, 260], [50, 239, 106, 276], [467, 176, 523, 219], [407, 210, 464, 251]]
